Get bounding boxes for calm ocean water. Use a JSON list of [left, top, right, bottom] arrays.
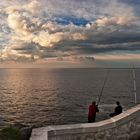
[[0, 68, 139, 127]]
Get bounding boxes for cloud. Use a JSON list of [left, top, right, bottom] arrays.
[[40, 0, 135, 20], [96, 16, 136, 27], [0, 0, 140, 64], [23, 0, 41, 14], [33, 31, 64, 47]]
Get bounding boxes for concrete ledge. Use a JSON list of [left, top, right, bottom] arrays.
[[30, 104, 140, 140]]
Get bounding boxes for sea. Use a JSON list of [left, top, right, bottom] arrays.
[[0, 68, 139, 127]]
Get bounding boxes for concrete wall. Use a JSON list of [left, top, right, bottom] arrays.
[[30, 104, 140, 140]]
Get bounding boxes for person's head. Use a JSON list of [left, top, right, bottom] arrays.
[[116, 101, 120, 105], [92, 101, 96, 105]]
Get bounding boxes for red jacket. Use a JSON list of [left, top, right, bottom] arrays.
[[88, 104, 97, 117]]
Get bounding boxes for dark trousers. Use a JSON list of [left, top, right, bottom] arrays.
[[109, 113, 115, 117], [88, 116, 95, 123]]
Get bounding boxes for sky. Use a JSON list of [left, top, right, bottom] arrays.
[[0, 0, 140, 68]]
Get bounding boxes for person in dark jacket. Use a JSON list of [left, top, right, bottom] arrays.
[[88, 101, 99, 123], [110, 101, 122, 117]]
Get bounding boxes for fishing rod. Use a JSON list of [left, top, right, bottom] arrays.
[[132, 63, 137, 104], [97, 69, 110, 105]]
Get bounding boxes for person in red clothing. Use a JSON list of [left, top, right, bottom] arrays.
[[88, 101, 99, 123]]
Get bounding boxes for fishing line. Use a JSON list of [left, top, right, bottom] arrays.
[[97, 69, 110, 105]]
